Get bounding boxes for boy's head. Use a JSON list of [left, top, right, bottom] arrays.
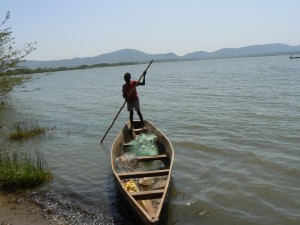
[[124, 72, 131, 83]]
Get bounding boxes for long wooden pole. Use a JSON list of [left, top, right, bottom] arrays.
[[100, 60, 153, 143]]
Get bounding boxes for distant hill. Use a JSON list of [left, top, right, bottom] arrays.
[[24, 43, 300, 69], [184, 43, 300, 59]]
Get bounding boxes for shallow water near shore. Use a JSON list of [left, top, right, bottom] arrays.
[[1, 55, 299, 224]]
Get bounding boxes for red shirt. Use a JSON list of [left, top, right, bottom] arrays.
[[122, 80, 139, 103]]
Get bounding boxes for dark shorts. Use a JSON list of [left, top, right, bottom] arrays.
[[127, 100, 140, 112]]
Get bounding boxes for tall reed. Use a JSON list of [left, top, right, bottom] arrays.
[[9, 120, 47, 140], [0, 150, 52, 191]]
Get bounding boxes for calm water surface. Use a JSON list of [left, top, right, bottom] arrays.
[[0, 55, 299, 225]]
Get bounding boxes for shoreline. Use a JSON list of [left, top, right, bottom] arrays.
[[0, 192, 61, 225]]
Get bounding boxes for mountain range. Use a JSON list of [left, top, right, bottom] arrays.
[[25, 43, 300, 69]]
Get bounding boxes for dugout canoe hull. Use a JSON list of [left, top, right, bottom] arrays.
[[111, 120, 174, 225]]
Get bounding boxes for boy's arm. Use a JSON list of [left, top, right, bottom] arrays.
[[138, 71, 146, 86]]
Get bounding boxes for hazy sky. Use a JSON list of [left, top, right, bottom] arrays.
[[1, 0, 300, 60]]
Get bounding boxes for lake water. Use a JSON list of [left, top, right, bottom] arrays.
[[0, 55, 299, 225]]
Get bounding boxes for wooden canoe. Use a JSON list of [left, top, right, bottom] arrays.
[[111, 120, 174, 225]]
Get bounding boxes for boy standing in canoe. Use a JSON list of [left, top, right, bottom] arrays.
[[122, 71, 146, 130]]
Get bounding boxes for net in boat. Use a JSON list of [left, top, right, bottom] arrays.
[[115, 133, 163, 173], [128, 133, 159, 156]]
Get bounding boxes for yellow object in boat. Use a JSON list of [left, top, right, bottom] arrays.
[[124, 180, 139, 192]]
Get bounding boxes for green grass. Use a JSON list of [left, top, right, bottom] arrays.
[[9, 120, 47, 140], [0, 150, 52, 191]]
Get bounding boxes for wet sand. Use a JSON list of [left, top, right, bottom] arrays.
[[0, 192, 59, 225]]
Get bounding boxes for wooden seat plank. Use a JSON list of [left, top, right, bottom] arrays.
[[131, 189, 164, 200], [118, 169, 169, 179], [123, 143, 132, 147], [132, 127, 147, 132]]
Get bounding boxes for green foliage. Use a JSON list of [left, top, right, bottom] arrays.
[[0, 11, 36, 74], [0, 11, 36, 97], [9, 120, 48, 140], [0, 75, 30, 98], [0, 150, 52, 191]]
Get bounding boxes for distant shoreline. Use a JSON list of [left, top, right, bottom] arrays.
[[4, 53, 299, 76], [2, 61, 138, 76]]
